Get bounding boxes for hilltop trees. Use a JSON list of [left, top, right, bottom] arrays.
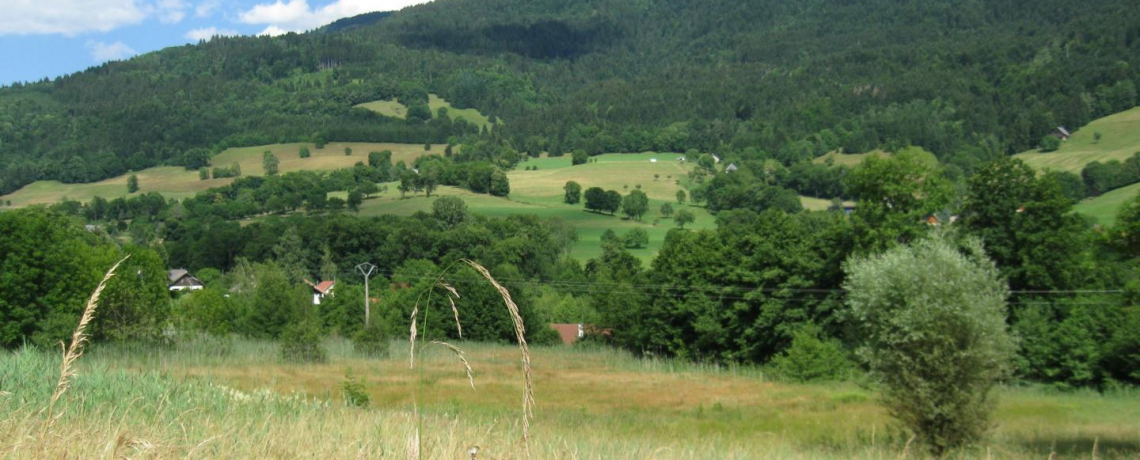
[[846, 149, 951, 252], [563, 181, 581, 204], [673, 209, 695, 228], [622, 189, 649, 220], [571, 150, 590, 166], [960, 158, 1087, 291], [845, 237, 1015, 456], [263, 151, 280, 176]]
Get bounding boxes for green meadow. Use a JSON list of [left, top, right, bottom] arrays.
[[345, 152, 716, 261], [0, 142, 441, 207], [355, 94, 494, 130], [1014, 107, 1140, 173], [1074, 181, 1140, 226]]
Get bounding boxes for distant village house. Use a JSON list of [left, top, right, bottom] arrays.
[[1048, 126, 1072, 141], [168, 269, 204, 292], [306, 279, 336, 305]]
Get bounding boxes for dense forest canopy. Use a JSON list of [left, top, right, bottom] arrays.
[[2, 0, 1139, 195]]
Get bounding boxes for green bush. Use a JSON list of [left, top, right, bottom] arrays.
[[1040, 135, 1061, 152], [845, 237, 1016, 456], [341, 368, 371, 408], [352, 323, 390, 358], [280, 301, 327, 364], [1103, 307, 1140, 384], [769, 324, 852, 383]]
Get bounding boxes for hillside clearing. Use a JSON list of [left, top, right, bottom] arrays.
[[1014, 107, 1140, 173], [813, 149, 890, 167], [355, 94, 494, 130]]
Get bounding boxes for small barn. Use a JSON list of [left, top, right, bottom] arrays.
[[1049, 126, 1072, 141], [550, 324, 585, 345], [306, 279, 336, 305], [168, 269, 204, 292], [725, 163, 738, 173]]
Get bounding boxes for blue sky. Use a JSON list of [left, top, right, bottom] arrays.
[[0, 0, 431, 86]]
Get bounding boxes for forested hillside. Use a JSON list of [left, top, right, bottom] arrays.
[[2, 0, 1139, 196]]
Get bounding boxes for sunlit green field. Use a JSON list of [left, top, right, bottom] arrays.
[[1074, 182, 1140, 226], [4, 338, 1137, 459], [344, 151, 717, 261], [0, 142, 441, 207], [1014, 107, 1140, 173], [355, 94, 494, 130]]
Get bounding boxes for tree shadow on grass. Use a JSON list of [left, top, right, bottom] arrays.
[[1018, 436, 1140, 459]]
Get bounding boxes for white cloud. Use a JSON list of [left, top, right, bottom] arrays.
[[257, 25, 291, 36], [86, 40, 137, 62], [155, 0, 188, 24], [239, 0, 430, 34], [0, 0, 148, 36], [184, 26, 239, 41], [195, 0, 219, 17]]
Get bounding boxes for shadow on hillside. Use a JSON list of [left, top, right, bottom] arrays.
[[1018, 436, 1140, 459]]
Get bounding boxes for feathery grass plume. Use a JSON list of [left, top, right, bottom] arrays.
[[461, 259, 535, 457], [35, 256, 128, 454], [432, 341, 476, 391], [408, 305, 419, 369], [438, 282, 463, 339]]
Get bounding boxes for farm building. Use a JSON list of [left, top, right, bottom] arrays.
[[725, 163, 738, 173], [306, 279, 336, 305], [711, 154, 722, 163], [1048, 126, 1072, 141], [168, 269, 204, 292], [551, 324, 585, 345]]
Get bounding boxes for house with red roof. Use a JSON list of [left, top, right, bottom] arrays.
[[305, 279, 336, 305]]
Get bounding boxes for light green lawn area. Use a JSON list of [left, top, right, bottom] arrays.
[[0, 142, 440, 207], [800, 196, 856, 211], [813, 149, 890, 167], [350, 180, 715, 262], [1015, 107, 1140, 173], [354, 94, 493, 130], [1074, 182, 1140, 226]]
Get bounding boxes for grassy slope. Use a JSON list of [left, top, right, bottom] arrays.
[[355, 94, 493, 129], [1074, 181, 1140, 226], [4, 339, 1137, 459], [813, 149, 890, 167], [351, 153, 715, 262], [0, 142, 440, 207], [1014, 107, 1140, 173]]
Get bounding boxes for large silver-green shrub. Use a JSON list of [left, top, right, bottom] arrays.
[[844, 237, 1016, 456]]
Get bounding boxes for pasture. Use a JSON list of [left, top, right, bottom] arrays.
[[1014, 107, 1140, 173], [346, 152, 716, 261], [355, 94, 494, 130], [3, 338, 1137, 459], [1074, 181, 1140, 226], [0, 142, 440, 207]]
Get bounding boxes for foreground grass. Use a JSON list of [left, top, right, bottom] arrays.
[[2, 338, 1138, 459], [1014, 107, 1140, 173]]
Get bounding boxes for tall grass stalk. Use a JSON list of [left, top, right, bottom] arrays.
[[406, 259, 535, 458], [35, 256, 128, 455]]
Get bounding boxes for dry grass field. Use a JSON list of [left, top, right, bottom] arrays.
[[0, 142, 441, 207], [3, 338, 1138, 459]]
